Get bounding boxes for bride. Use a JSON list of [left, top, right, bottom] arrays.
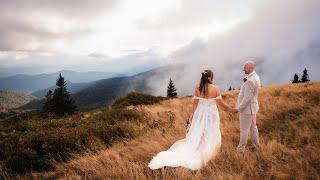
[[148, 69, 235, 170]]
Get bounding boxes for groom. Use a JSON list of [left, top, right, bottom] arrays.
[[233, 61, 261, 152]]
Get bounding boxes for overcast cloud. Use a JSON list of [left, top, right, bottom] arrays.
[[0, 0, 118, 52], [0, 0, 319, 95]]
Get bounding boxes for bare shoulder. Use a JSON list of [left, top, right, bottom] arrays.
[[209, 84, 221, 96], [209, 84, 220, 90]]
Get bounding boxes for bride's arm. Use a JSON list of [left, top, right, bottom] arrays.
[[187, 87, 200, 124], [217, 99, 233, 112], [215, 87, 233, 112]]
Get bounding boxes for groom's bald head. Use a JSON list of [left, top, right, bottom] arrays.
[[243, 60, 255, 74]]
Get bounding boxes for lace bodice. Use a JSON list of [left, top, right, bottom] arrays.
[[193, 95, 222, 100], [193, 95, 221, 109]]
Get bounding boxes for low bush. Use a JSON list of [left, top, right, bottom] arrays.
[[112, 92, 167, 108], [0, 107, 146, 174]]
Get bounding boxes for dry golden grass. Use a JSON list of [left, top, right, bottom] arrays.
[[30, 82, 320, 179]]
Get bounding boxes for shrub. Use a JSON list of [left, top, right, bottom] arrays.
[[0, 107, 145, 174], [112, 92, 167, 108], [95, 107, 144, 124]]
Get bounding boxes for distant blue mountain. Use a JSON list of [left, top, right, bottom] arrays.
[[0, 70, 126, 94], [31, 80, 92, 98], [19, 64, 187, 111]]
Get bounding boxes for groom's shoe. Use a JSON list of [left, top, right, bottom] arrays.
[[236, 146, 245, 153]]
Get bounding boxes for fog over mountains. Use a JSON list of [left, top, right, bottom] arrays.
[[140, 0, 320, 96], [0, 0, 319, 111]]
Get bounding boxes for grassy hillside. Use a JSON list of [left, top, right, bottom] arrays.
[[0, 90, 38, 112], [0, 92, 168, 177], [1, 82, 319, 179]]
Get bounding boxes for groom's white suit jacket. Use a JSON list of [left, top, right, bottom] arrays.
[[236, 71, 261, 114]]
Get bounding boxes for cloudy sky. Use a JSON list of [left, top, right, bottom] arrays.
[[0, 0, 254, 74], [0, 0, 319, 88]]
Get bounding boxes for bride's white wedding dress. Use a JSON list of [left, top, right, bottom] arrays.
[[148, 95, 222, 170]]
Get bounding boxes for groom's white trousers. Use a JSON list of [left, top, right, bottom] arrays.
[[237, 113, 259, 151]]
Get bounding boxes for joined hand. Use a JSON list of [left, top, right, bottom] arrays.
[[229, 108, 239, 113]]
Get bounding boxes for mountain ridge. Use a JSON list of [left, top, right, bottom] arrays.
[[0, 70, 126, 94], [19, 64, 187, 111], [0, 90, 39, 112]]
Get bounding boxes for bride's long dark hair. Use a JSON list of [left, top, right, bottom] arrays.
[[199, 69, 213, 96]]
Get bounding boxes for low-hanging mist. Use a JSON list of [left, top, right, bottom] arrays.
[[142, 0, 320, 97]]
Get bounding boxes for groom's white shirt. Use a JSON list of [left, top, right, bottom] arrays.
[[236, 71, 261, 114]]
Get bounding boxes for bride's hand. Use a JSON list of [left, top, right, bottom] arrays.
[[186, 113, 193, 125], [185, 117, 191, 125]]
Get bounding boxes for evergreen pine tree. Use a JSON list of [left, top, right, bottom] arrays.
[[167, 78, 177, 98], [52, 73, 77, 117], [301, 68, 310, 82], [41, 90, 53, 115], [292, 73, 300, 83]]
